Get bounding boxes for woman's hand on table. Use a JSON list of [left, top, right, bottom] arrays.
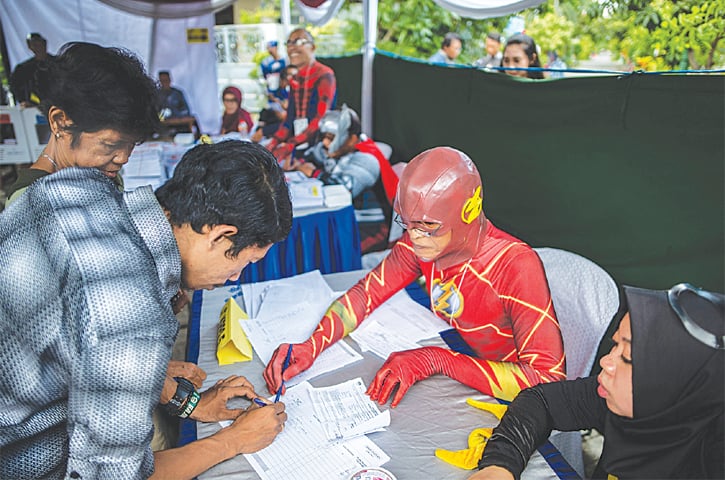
[[190, 375, 258, 422], [467, 466, 514, 480], [263, 341, 316, 395]]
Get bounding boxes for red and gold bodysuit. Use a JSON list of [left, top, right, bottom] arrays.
[[309, 221, 566, 401]]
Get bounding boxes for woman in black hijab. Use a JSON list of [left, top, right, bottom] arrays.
[[470, 283, 724, 479]]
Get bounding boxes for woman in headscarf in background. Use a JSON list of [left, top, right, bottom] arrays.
[[220, 86, 253, 135], [470, 283, 724, 479]]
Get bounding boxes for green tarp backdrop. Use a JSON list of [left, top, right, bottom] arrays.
[[324, 53, 724, 292]]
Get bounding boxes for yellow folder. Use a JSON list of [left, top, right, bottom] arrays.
[[216, 297, 254, 365]]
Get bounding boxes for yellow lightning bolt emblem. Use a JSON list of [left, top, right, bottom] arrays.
[[432, 278, 464, 319]]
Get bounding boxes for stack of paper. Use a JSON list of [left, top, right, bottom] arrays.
[[239, 270, 363, 386], [121, 142, 164, 191], [288, 177, 324, 209], [243, 380, 391, 480], [323, 184, 352, 208], [310, 377, 390, 441], [349, 289, 450, 359]]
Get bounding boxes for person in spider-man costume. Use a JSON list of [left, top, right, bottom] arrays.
[[264, 146, 566, 406]]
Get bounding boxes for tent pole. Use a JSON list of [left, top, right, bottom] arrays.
[[361, 0, 377, 136], [281, 0, 292, 40]]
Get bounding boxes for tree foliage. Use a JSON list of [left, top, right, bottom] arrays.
[[246, 0, 725, 71]]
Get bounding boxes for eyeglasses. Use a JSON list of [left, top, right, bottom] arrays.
[[320, 132, 335, 142], [394, 214, 444, 238], [286, 38, 312, 47], [223, 97, 237, 103]]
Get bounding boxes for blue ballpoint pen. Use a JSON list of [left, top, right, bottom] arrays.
[[253, 398, 267, 407], [274, 344, 293, 402]]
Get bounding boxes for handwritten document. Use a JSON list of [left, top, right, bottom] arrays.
[[244, 381, 390, 480]]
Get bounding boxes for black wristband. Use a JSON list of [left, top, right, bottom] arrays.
[[163, 377, 197, 417]]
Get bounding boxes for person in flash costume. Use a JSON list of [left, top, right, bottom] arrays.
[[264, 147, 566, 406]]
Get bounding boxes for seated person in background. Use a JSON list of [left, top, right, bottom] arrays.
[[474, 32, 502, 69], [294, 105, 397, 203], [264, 146, 566, 407], [266, 28, 336, 169], [471, 283, 724, 480], [501, 33, 544, 79], [545, 50, 567, 79], [220, 86, 254, 136], [428, 32, 463, 64], [0, 141, 291, 479], [252, 65, 297, 143], [157, 70, 190, 119]]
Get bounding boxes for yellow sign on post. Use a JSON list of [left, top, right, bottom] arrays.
[[186, 28, 209, 43], [216, 297, 254, 365]]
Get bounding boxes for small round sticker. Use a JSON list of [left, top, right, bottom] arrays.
[[349, 467, 397, 480]]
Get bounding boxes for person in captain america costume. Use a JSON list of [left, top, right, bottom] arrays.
[[264, 146, 566, 406]]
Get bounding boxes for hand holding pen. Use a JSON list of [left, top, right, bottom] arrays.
[[263, 341, 316, 395], [275, 345, 293, 402]]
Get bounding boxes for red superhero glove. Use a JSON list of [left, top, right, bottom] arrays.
[[263, 340, 316, 395], [366, 346, 445, 408], [367, 345, 545, 407], [264, 298, 355, 394]]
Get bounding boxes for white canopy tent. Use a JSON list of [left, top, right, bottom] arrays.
[[1, 0, 232, 134], [2, 0, 545, 135]]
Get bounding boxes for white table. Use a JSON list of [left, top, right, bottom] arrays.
[[186, 270, 581, 479]]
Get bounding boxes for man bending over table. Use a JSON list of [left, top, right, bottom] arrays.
[[0, 141, 291, 479]]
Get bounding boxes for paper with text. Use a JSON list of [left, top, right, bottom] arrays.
[[310, 377, 390, 441], [349, 290, 450, 359], [244, 381, 390, 480]]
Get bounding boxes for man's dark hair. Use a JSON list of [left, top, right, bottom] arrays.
[[486, 32, 501, 43], [442, 32, 462, 48], [37, 42, 159, 144], [156, 141, 292, 257]]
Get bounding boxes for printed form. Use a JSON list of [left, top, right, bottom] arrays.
[[244, 381, 390, 480]]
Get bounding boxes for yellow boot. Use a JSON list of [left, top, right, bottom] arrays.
[[465, 398, 509, 419], [434, 427, 492, 470]]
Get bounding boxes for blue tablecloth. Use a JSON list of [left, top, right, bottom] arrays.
[[241, 204, 362, 283]]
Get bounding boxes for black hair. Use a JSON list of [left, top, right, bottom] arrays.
[[486, 32, 501, 43], [289, 27, 315, 45], [503, 33, 544, 79], [155, 141, 292, 257], [37, 41, 160, 144], [442, 32, 462, 49]]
